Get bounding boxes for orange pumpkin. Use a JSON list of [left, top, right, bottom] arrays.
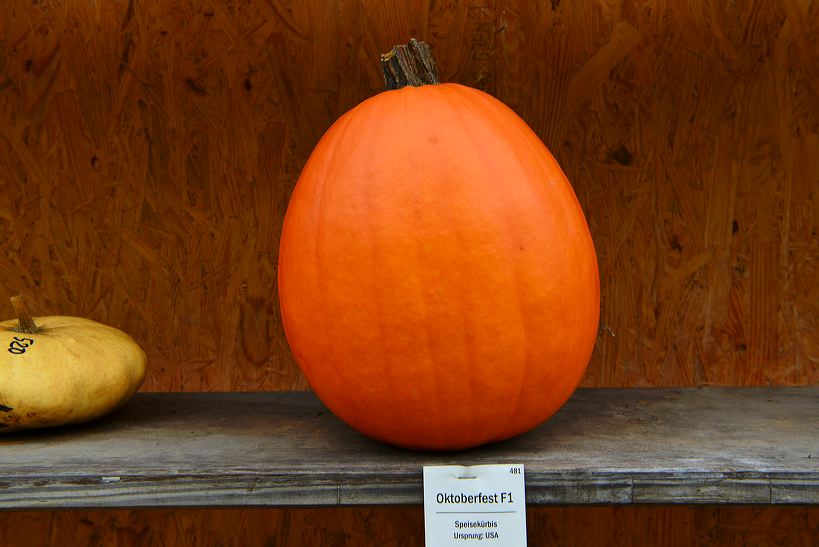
[[278, 40, 599, 450]]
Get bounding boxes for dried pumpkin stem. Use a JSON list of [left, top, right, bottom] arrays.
[[381, 38, 439, 90], [10, 295, 38, 334]]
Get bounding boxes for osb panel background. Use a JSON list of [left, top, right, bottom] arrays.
[[1, 0, 817, 545], [2, 0, 817, 391], [2, 506, 817, 546]]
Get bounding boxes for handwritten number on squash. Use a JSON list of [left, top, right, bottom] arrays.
[[8, 336, 34, 355]]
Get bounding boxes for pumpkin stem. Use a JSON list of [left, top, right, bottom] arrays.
[[10, 295, 38, 334], [381, 38, 439, 90]]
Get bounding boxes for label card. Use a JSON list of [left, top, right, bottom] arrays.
[[423, 464, 527, 547]]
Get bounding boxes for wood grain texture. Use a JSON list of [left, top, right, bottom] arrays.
[[1, 506, 818, 547], [1, 0, 817, 392], [2, 0, 818, 545], [1, 389, 817, 508]]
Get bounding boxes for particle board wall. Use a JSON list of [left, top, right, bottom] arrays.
[[2, 506, 817, 546], [1, 0, 817, 545]]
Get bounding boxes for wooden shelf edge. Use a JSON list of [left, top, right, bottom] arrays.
[[1, 473, 817, 510]]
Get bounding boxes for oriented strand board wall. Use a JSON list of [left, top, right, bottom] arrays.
[[2, 0, 817, 391], [2, 506, 818, 546], [1, 0, 817, 545]]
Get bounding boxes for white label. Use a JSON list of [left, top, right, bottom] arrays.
[[423, 464, 527, 547]]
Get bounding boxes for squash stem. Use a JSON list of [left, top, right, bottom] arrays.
[[381, 38, 439, 90], [10, 295, 38, 334]]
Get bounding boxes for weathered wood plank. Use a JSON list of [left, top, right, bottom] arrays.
[[1, 388, 816, 508]]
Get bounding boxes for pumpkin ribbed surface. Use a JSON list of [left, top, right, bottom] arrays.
[[278, 83, 599, 450]]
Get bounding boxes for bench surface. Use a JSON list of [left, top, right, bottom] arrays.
[[1, 387, 816, 508]]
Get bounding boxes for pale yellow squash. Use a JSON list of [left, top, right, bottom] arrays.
[[0, 297, 146, 433]]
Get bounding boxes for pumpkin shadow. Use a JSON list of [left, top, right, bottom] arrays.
[[374, 402, 589, 461], [0, 411, 131, 445], [0, 394, 156, 445]]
